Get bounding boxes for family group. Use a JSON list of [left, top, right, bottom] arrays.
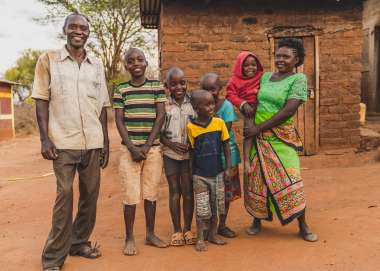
[[32, 13, 317, 271]]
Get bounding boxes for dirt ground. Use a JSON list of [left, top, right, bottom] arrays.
[[1, 126, 380, 271]]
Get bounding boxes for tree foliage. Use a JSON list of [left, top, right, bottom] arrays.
[[5, 49, 42, 88], [36, 0, 154, 85], [5, 49, 42, 101]]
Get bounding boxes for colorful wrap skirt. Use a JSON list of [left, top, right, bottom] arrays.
[[244, 124, 306, 225]]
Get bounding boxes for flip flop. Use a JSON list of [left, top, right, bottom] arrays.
[[69, 242, 102, 259], [246, 225, 261, 235], [218, 227, 237, 238], [299, 231, 319, 242], [170, 232, 185, 246], [183, 231, 196, 245]]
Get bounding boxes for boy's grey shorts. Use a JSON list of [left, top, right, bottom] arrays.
[[193, 173, 225, 219]]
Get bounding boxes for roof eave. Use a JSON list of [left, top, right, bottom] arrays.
[[139, 0, 161, 29], [0, 79, 21, 85]]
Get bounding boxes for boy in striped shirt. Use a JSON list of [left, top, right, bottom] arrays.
[[113, 48, 168, 256]]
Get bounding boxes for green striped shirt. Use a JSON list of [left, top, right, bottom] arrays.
[[113, 79, 167, 145]]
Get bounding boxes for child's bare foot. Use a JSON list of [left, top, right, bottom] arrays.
[[123, 237, 137, 256], [145, 233, 169, 248], [208, 235, 226, 245], [195, 240, 207, 252]]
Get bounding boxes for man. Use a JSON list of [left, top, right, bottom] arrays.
[[32, 13, 110, 271]]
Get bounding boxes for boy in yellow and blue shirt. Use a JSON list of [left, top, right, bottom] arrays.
[[187, 89, 232, 252]]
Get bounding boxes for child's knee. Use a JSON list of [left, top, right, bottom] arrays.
[[182, 193, 193, 203], [195, 190, 212, 220], [170, 191, 181, 202]]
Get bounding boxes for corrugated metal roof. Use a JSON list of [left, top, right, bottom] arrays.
[[139, 0, 361, 29], [0, 79, 20, 85], [139, 0, 161, 29]]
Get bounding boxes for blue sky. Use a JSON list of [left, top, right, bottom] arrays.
[[0, 0, 62, 75]]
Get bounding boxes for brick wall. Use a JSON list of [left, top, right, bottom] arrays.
[[159, 0, 363, 149]]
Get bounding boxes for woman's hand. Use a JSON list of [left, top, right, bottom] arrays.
[[243, 125, 261, 138]]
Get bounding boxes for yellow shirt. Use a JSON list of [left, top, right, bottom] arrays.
[[187, 117, 229, 177]]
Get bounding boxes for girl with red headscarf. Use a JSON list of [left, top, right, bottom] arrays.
[[226, 52, 264, 180]]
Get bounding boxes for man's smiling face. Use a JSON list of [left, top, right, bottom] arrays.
[[64, 15, 90, 49]]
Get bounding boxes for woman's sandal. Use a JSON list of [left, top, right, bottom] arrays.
[[299, 231, 319, 242], [170, 232, 185, 246], [183, 231, 196, 245], [69, 242, 102, 259], [218, 226, 237, 238]]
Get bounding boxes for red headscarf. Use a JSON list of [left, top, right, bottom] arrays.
[[226, 51, 264, 107]]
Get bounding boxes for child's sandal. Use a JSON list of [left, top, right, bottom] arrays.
[[170, 232, 185, 246], [183, 231, 196, 245]]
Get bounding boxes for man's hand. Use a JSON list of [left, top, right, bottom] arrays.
[[128, 145, 146, 162], [100, 142, 109, 168], [170, 142, 188, 154], [242, 103, 255, 118], [41, 138, 58, 160], [243, 125, 261, 138]]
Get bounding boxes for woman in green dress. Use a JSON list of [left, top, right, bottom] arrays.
[[243, 38, 318, 242]]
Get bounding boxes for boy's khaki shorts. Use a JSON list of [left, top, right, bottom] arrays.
[[119, 145, 163, 205]]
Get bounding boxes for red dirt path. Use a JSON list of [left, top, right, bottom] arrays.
[[1, 126, 380, 271]]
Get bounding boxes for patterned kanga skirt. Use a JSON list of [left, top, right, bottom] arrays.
[[244, 126, 306, 225]]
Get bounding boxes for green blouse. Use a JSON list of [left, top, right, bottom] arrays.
[[255, 72, 308, 125]]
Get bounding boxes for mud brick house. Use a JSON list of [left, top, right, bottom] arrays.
[[139, 0, 364, 154], [362, 0, 380, 113], [0, 79, 16, 140]]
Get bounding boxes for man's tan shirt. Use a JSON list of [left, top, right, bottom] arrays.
[[32, 46, 111, 150]]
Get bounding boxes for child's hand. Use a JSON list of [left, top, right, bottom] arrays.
[[242, 103, 255, 118], [128, 145, 146, 161], [224, 168, 233, 182], [140, 144, 151, 156], [171, 142, 189, 154]]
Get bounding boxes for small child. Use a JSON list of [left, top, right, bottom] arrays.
[[226, 52, 263, 175], [161, 67, 196, 246], [200, 73, 241, 238], [187, 89, 232, 252], [113, 48, 169, 256]]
